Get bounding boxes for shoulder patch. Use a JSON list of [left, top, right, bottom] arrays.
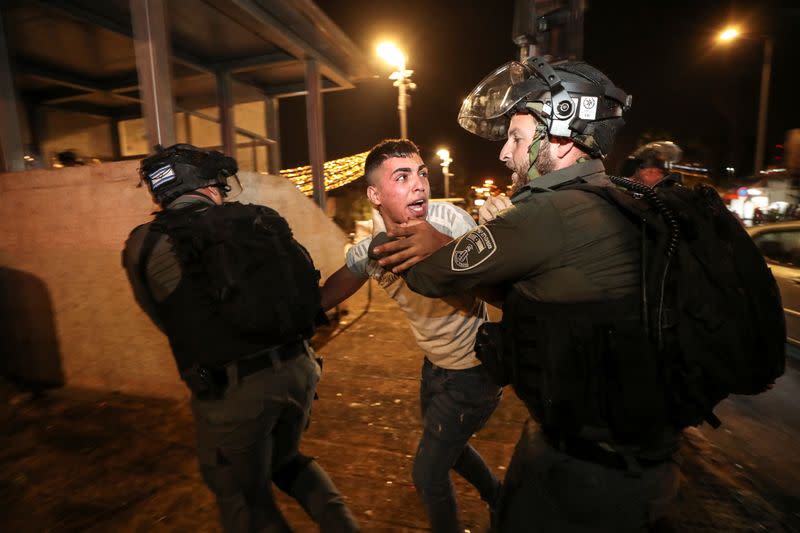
[[450, 226, 497, 271]]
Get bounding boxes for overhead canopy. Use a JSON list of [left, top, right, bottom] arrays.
[[8, 0, 375, 119]]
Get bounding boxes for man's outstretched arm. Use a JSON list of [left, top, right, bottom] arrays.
[[320, 265, 367, 311]]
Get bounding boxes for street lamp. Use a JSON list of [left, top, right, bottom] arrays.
[[716, 26, 774, 175], [717, 27, 740, 42], [437, 148, 453, 198], [377, 42, 416, 139]]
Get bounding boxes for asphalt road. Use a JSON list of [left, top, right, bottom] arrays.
[[699, 356, 800, 532], [1, 284, 797, 532]]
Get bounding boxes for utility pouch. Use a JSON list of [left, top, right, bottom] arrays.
[[475, 322, 511, 387], [181, 364, 228, 400]]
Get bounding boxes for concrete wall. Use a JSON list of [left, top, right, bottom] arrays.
[[44, 102, 269, 175], [41, 110, 115, 164], [0, 162, 347, 398]]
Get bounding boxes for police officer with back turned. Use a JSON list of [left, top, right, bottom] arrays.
[[122, 144, 358, 533]]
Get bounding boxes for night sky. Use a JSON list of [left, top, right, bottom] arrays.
[[279, 0, 799, 194]]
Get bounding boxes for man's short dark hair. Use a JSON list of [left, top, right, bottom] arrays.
[[363, 139, 421, 185]]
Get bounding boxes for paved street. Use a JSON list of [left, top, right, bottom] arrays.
[[699, 358, 800, 531], [1, 283, 797, 532]]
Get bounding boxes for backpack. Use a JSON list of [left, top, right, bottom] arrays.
[[574, 176, 786, 428], [152, 202, 321, 343]]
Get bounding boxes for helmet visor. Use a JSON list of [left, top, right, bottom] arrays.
[[458, 62, 531, 140]]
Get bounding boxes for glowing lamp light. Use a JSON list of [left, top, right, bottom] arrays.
[[718, 27, 740, 42], [377, 42, 406, 70], [474, 198, 486, 206]]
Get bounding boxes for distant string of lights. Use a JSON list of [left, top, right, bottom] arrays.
[[471, 178, 508, 207], [280, 152, 369, 195]]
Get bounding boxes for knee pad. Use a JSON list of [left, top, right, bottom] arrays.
[[272, 453, 315, 493]]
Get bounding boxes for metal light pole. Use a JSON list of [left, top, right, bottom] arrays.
[[378, 42, 416, 139], [437, 148, 453, 199], [755, 37, 773, 175], [717, 27, 774, 175]]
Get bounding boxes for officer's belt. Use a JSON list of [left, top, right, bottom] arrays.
[[233, 339, 305, 380], [543, 432, 670, 472]]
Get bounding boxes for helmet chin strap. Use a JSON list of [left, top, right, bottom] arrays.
[[526, 123, 548, 181]]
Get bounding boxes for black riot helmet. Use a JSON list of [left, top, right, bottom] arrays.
[[139, 144, 240, 206], [622, 141, 683, 184], [458, 57, 632, 157], [632, 141, 682, 171]]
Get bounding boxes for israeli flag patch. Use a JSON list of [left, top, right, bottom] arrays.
[[148, 164, 177, 189]]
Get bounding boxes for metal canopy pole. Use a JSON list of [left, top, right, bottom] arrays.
[[398, 79, 408, 139], [0, 13, 24, 171], [216, 70, 236, 156], [265, 96, 281, 175], [305, 59, 326, 210], [130, 0, 176, 149]]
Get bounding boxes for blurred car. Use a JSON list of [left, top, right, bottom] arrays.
[[748, 221, 800, 347]]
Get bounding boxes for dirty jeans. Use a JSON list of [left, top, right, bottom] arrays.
[[191, 352, 358, 533], [413, 358, 503, 533], [497, 420, 680, 532]]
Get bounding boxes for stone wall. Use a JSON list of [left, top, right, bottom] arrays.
[[0, 162, 347, 397]]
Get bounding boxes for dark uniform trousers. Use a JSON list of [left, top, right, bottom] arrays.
[[498, 420, 679, 533], [413, 358, 503, 533], [191, 351, 358, 533]]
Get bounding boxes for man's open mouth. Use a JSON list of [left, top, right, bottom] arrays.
[[407, 198, 427, 217]]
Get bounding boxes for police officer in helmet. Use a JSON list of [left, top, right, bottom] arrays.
[[373, 58, 680, 531], [122, 144, 358, 533], [622, 141, 683, 188]]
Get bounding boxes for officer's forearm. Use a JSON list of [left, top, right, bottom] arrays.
[[404, 221, 522, 298], [403, 270, 449, 297], [372, 223, 452, 274], [403, 241, 469, 298]]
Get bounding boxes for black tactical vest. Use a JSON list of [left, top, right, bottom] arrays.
[[501, 290, 670, 447], [140, 202, 321, 371], [494, 175, 785, 450]]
